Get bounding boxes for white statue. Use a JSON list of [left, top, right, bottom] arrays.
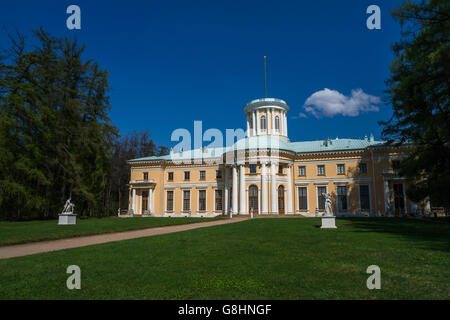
[[322, 193, 333, 216], [61, 198, 75, 215]]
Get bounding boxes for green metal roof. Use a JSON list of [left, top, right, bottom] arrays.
[[128, 136, 385, 162]]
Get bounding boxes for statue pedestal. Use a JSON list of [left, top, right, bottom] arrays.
[[321, 216, 337, 229], [58, 214, 77, 225]]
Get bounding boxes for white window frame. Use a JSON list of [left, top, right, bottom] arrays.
[[297, 186, 308, 211], [214, 188, 223, 212], [336, 184, 348, 213], [359, 163, 368, 174], [317, 165, 325, 176], [358, 184, 371, 212], [298, 166, 306, 176], [260, 115, 267, 131], [247, 184, 260, 215], [183, 189, 191, 212], [165, 189, 174, 213], [316, 185, 327, 211], [197, 189, 207, 212]]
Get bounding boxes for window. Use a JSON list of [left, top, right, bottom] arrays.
[[337, 186, 348, 211], [298, 166, 306, 176], [260, 115, 267, 131], [317, 165, 325, 176], [359, 185, 370, 211], [317, 186, 326, 210], [142, 191, 148, 211], [168, 172, 174, 181], [359, 163, 368, 174], [249, 185, 258, 212], [143, 172, 148, 181], [198, 190, 206, 211], [298, 187, 307, 210], [166, 191, 174, 212], [392, 160, 400, 171], [278, 165, 283, 175], [249, 164, 257, 174], [216, 170, 222, 179], [184, 171, 190, 181], [275, 116, 280, 131], [215, 189, 223, 211], [183, 190, 190, 211], [337, 164, 345, 175], [199, 171, 206, 180]]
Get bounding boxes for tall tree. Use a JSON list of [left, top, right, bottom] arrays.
[[0, 28, 118, 220], [381, 0, 450, 210], [106, 130, 167, 212]]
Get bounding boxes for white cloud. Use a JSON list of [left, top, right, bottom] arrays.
[[303, 88, 381, 118], [291, 112, 308, 120]]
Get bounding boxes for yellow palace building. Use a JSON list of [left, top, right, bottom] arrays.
[[127, 97, 417, 218]]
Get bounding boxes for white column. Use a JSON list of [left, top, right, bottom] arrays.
[[384, 179, 390, 214], [286, 164, 293, 214], [261, 162, 268, 214], [280, 111, 284, 136], [271, 108, 275, 135], [286, 112, 289, 136], [252, 111, 256, 137], [132, 188, 136, 212], [283, 112, 287, 136], [140, 191, 144, 215], [271, 162, 277, 214], [256, 110, 260, 135], [224, 167, 229, 214], [232, 165, 238, 215], [239, 164, 246, 214], [149, 188, 153, 213], [246, 115, 250, 137]]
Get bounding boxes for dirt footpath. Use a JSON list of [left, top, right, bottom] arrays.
[[0, 217, 248, 259]]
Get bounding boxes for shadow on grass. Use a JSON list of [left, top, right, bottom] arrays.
[[341, 217, 450, 253]]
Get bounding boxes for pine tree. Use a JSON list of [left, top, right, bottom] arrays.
[[381, 0, 450, 210]]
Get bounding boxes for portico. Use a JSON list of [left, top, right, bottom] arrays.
[[129, 179, 155, 215]]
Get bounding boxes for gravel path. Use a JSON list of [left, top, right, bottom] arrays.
[[0, 217, 248, 259]]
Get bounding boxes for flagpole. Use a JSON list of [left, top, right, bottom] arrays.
[[264, 56, 267, 98]]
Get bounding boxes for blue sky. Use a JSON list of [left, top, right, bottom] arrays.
[[0, 0, 404, 147]]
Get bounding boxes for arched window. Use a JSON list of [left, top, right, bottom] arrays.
[[260, 115, 267, 131], [249, 185, 258, 212], [275, 116, 280, 131]]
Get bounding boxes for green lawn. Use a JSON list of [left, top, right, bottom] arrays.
[[0, 216, 220, 246], [0, 218, 449, 299]]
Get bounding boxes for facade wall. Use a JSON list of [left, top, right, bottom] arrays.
[[128, 146, 416, 217]]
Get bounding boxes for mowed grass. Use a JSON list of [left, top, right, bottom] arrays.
[[0, 218, 449, 299], [0, 217, 220, 246]]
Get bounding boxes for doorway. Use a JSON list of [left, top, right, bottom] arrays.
[[278, 185, 285, 214], [142, 190, 148, 214], [393, 183, 405, 216], [249, 185, 258, 215]]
